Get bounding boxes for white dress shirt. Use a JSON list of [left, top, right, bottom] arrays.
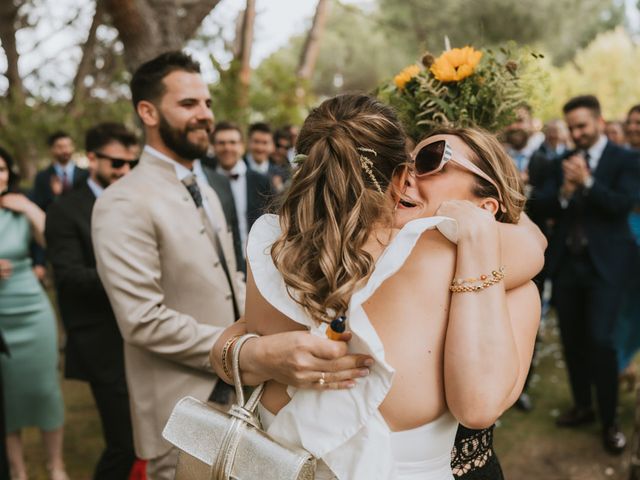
[[87, 177, 104, 198], [53, 161, 76, 185], [246, 153, 270, 175], [585, 134, 608, 173], [143, 145, 220, 232], [217, 160, 248, 255]]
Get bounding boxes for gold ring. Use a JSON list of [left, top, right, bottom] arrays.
[[318, 372, 326, 385]]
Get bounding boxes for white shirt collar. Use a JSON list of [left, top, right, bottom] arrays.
[[54, 162, 75, 177], [587, 135, 608, 163], [144, 145, 194, 181], [87, 177, 104, 198], [217, 158, 247, 179], [246, 154, 269, 174]]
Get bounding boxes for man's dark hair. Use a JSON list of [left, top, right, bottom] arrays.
[[563, 95, 602, 117], [274, 128, 292, 145], [248, 122, 272, 138], [47, 131, 71, 147], [628, 104, 640, 118], [212, 121, 244, 142], [130, 51, 201, 111], [85, 123, 138, 153], [0, 146, 20, 192]]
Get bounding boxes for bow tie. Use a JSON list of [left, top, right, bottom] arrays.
[[228, 173, 240, 181]]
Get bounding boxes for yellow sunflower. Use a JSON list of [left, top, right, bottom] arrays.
[[430, 46, 483, 82], [393, 64, 421, 90]]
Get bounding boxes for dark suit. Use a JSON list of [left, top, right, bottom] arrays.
[[244, 154, 291, 190], [534, 141, 640, 428], [30, 164, 89, 269], [31, 164, 89, 211], [45, 182, 135, 479], [201, 168, 244, 273], [203, 165, 273, 273]]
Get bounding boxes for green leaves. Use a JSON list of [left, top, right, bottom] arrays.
[[382, 45, 547, 138]]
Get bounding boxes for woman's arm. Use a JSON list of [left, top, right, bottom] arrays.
[[498, 281, 540, 411], [498, 212, 546, 290], [209, 264, 373, 388], [0, 193, 46, 247], [438, 201, 520, 429]]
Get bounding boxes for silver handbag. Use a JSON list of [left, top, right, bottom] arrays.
[[163, 334, 317, 480]]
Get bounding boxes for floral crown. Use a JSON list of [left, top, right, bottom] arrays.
[[379, 45, 546, 139]]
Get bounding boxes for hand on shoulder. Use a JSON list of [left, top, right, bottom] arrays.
[[0, 193, 38, 215], [436, 200, 498, 243]]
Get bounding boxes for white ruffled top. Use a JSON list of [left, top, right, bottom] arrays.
[[246, 214, 459, 480]]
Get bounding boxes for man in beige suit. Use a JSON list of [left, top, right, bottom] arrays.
[[92, 51, 245, 480]]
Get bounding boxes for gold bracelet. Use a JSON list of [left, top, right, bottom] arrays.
[[450, 266, 505, 293], [221, 334, 242, 380]]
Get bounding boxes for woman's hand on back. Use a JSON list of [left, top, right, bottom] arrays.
[[241, 331, 373, 390]]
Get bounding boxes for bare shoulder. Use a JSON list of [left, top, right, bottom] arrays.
[[410, 229, 456, 270]]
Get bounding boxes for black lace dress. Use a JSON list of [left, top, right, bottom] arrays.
[[451, 425, 505, 479]]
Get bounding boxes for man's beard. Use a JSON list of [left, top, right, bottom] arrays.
[[158, 114, 209, 161], [95, 171, 114, 189], [54, 153, 72, 164]]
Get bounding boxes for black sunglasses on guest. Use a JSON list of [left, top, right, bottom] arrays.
[[94, 151, 139, 169]]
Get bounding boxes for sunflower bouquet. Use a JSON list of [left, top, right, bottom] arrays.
[[379, 45, 546, 140]]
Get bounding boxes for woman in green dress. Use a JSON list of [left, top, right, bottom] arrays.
[[0, 147, 67, 480]]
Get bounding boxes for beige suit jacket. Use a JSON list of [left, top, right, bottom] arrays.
[[92, 149, 245, 459]]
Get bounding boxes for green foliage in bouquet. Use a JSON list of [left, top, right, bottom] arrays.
[[378, 45, 548, 140]]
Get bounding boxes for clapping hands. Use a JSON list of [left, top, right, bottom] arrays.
[[561, 154, 591, 197]]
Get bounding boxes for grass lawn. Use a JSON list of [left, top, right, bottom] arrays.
[[20, 311, 640, 480]]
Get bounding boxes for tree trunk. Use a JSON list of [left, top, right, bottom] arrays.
[[297, 0, 331, 82], [236, 0, 255, 110], [103, 0, 221, 73], [68, 0, 105, 111], [0, 1, 25, 103]]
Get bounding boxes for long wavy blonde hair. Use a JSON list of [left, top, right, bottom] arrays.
[[271, 94, 409, 325]]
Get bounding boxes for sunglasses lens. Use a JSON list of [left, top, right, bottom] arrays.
[[111, 159, 125, 168], [415, 140, 445, 175], [130, 160, 139, 168]]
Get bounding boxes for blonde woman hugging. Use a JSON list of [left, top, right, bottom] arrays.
[[210, 94, 544, 480]]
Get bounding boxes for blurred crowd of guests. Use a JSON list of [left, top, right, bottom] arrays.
[[2, 49, 640, 479], [502, 97, 640, 454], [0, 99, 300, 479]]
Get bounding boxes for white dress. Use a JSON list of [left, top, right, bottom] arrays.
[[247, 214, 460, 480]]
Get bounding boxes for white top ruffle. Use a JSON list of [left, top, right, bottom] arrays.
[[246, 214, 459, 480]]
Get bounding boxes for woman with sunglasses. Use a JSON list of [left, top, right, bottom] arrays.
[[208, 95, 542, 479], [399, 127, 535, 480]]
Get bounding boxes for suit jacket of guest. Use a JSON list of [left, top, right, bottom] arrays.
[[244, 154, 290, 182], [532, 141, 640, 283], [45, 182, 125, 384], [200, 168, 244, 272], [91, 150, 245, 459], [31, 164, 89, 211], [202, 165, 273, 273]]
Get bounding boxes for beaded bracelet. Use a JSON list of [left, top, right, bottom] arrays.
[[450, 266, 506, 293], [221, 334, 243, 380]]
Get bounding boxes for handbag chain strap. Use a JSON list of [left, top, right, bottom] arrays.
[[210, 334, 264, 480]]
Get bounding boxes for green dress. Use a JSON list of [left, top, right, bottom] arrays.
[[0, 208, 64, 432]]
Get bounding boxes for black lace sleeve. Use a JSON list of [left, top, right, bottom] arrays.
[[451, 425, 505, 480]]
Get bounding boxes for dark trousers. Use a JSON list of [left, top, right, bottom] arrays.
[[554, 253, 622, 429], [89, 378, 136, 480]]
